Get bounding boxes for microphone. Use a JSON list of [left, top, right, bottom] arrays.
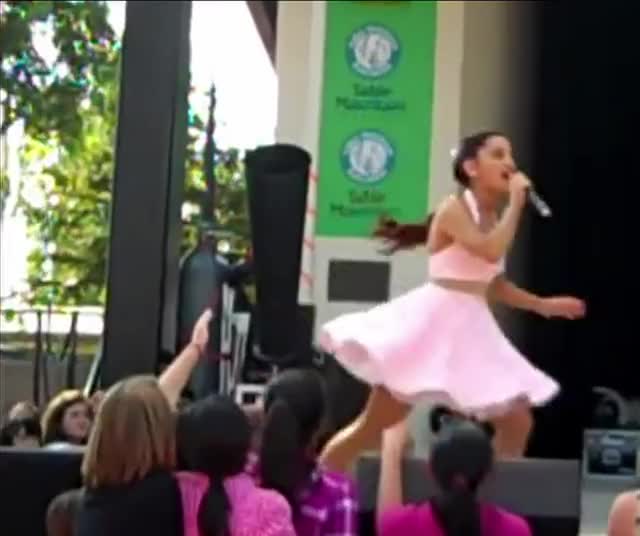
[[528, 189, 552, 218]]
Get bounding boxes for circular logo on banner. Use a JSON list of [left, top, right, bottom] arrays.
[[347, 24, 400, 78], [342, 131, 395, 184]]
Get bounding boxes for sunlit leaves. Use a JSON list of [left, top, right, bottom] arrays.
[[6, 1, 250, 306], [0, 0, 118, 144]]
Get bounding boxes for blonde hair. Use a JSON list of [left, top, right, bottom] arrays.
[[82, 376, 176, 489], [41, 390, 90, 444]]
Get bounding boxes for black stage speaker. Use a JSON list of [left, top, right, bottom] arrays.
[[245, 144, 311, 361], [294, 304, 317, 367], [0, 448, 83, 536], [176, 234, 227, 398], [357, 455, 581, 536]]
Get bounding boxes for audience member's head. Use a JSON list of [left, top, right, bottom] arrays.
[[46, 489, 82, 536], [82, 376, 176, 489], [8, 400, 39, 421], [177, 395, 252, 536], [0, 416, 41, 447], [259, 368, 328, 508], [430, 421, 494, 536], [41, 390, 92, 446]]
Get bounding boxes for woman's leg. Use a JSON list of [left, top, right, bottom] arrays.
[[319, 386, 411, 473], [491, 403, 533, 458]]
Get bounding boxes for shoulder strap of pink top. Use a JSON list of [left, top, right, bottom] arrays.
[[463, 189, 506, 271], [462, 189, 480, 223]]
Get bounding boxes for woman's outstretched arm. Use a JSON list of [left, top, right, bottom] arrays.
[[489, 276, 586, 319], [489, 276, 542, 313], [158, 309, 212, 408]]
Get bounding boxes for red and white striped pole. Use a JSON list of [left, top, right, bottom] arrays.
[[298, 167, 317, 305]]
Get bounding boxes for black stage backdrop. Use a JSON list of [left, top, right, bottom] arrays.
[[524, 2, 640, 459]]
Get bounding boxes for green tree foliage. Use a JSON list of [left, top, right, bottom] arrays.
[[182, 124, 250, 258], [18, 75, 118, 305], [0, 1, 118, 144], [0, 168, 8, 219], [1, 1, 250, 306]]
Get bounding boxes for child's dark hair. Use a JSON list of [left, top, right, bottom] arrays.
[[429, 421, 494, 536], [177, 395, 251, 536], [259, 369, 327, 510], [374, 131, 504, 253]]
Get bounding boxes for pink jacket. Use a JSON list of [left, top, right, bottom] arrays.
[[175, 471, 296, 536]]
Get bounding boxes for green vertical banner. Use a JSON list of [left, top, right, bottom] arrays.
[[316, 1, 438, 238]]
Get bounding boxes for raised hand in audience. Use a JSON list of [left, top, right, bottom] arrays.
[[89, 391, 105, 414], [190, 308, 213, 355], [159, 308, 213, 408], [377, 418, 411, 515]]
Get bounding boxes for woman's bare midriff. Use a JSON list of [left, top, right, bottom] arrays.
[[431, 278, 489, 298]]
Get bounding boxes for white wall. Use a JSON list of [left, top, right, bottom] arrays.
[[274, 1, 326, 306], [274, 1, 313, 150]]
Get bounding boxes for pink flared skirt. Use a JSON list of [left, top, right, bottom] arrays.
[[319, 283, 559, 419]]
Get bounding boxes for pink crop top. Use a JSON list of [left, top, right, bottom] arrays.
[[429, 189, 505, 283]]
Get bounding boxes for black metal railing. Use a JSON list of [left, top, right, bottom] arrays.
[[0, 307, 103, 406]]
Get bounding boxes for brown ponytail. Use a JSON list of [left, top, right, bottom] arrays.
[[373, 213, 434, 254]]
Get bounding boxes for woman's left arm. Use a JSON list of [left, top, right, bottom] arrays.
[[489, 275, 586, 319], [489, 276, 542, 313]]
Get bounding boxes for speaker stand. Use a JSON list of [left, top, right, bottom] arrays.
[[233, 347, 297, 406]]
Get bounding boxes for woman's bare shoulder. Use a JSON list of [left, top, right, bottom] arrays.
[[435, 193, 473, 223], [435, 193, 461, 213]]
